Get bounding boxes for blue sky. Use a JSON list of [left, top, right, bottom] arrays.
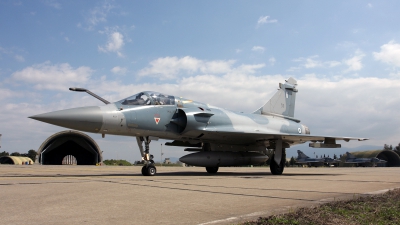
[[1, 1, 400, 162]]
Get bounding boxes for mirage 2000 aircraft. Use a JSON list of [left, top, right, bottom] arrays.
[[30, 77, 368, 176], [295, 150, 340, 167]]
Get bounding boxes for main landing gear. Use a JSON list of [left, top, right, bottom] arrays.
[[206, 166, 219, 174], [136, 136, 157, 176], [270, 140, 286, 175]]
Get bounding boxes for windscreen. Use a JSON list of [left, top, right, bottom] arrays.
[[118, 92, 175, 106]]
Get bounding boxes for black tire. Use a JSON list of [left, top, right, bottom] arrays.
[[141, 166, 148, 176], [206, 166, 219, 174], [146, 165, 157, 176], [270, 152, 286, 175]]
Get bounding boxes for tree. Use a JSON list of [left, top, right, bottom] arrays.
[[395, 143, 400, 151], [333, 154, 337, 159], [393, 143, 400, 157], [103, 159, 132, 166], [384, 144, 393, 150], [27, 150, 37, 161], [0, 151, 9, 157], [10, 152, 21, 156], [289, 156, 296, 166]]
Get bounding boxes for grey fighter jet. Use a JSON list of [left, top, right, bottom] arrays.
[[295, 150, 340, 167], [345, 152, 386, 167], [30, 77, 368, 176]]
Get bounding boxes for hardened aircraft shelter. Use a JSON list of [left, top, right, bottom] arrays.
[[36, 130, 102, 165]]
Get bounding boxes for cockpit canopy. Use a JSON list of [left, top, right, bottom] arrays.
[[118, 91, 175, 106]]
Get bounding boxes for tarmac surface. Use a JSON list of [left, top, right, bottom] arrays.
[[1, 165, 400, 225]]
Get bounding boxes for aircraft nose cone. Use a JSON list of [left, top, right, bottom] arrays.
[[29, 106, 103, 133]]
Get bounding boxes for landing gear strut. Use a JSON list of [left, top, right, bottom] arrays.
[[270, 153, 285, 175], [270, 140, 286, 175], [136, 136, 156, 176]]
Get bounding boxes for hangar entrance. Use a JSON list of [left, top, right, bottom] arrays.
[[62, 155, 77, 165], [376, 150, 400, 167], [37, 130, 102, 165]]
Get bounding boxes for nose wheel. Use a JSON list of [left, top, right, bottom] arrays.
[[136, 136, 157, 176], [141, 165, 157, 176]]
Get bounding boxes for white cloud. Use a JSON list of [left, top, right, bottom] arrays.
[[111, 66, 127, 75], [373, 40, 400, 67], [43, 0, 61, 9], [252, 46, 265, 53], [64, 37, 70, 42], [81, 1, 115, 30], [344, 50, 365, 72], [327, 61, 341, 67], [0, 88, 18, 100], [138, 56, 239, 79], [293, 55, 341, 69], [0, 46, 26, 62], [98, 32, 125, 57], [11, 61, 93, 91], [257, 15, 277, 27], [269, 57, 276, 66], [367, 3, 372, 8], [14, 55, 25, 62], [303, 56, 321, 68]]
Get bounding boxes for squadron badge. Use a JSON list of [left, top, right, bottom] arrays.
[[154, 114, 160, 124]]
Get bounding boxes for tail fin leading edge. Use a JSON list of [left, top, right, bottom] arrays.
[[297, 150, 309, 159], [346, 152, 356, 159], [254, 77, 298, 120]]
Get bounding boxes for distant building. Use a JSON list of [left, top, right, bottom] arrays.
[[342, 150, 400, 167], [164, 158, 171, 164], [36, 130, 102, 165], [0, 156, 34, 165]]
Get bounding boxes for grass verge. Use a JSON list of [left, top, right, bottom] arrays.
[[241, 188, 400, 225]]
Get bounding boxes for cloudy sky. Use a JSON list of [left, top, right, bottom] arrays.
[[1, 1, 400, 162]]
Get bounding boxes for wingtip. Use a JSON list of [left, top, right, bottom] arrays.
[[358, 138, 369, 141]]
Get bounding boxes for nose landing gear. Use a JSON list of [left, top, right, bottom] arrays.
[[141, 164, 157, 176], [136, 136, 157, 176]]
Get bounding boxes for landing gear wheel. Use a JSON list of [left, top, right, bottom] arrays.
[[141, 166, 148, 176], [141, 165, 157, 176], [147, 165, 157, 176], [270, 154, 285, 175], [206, 167, 219, 174]]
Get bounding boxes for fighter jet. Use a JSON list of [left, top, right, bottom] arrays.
[[345, 152, 386, 167], [295, 150, 340, 167], [29, 77, 368, 176]]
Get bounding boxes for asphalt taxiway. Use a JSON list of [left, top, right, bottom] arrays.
[[1, 166, 399, 225]]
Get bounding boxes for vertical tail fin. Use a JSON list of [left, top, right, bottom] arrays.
[[297, 150, 309, 159], [346, 152, 356, 159], [254, 77, 298, 119]]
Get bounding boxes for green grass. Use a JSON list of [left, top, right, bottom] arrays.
[[241, 189, 400, 225]]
